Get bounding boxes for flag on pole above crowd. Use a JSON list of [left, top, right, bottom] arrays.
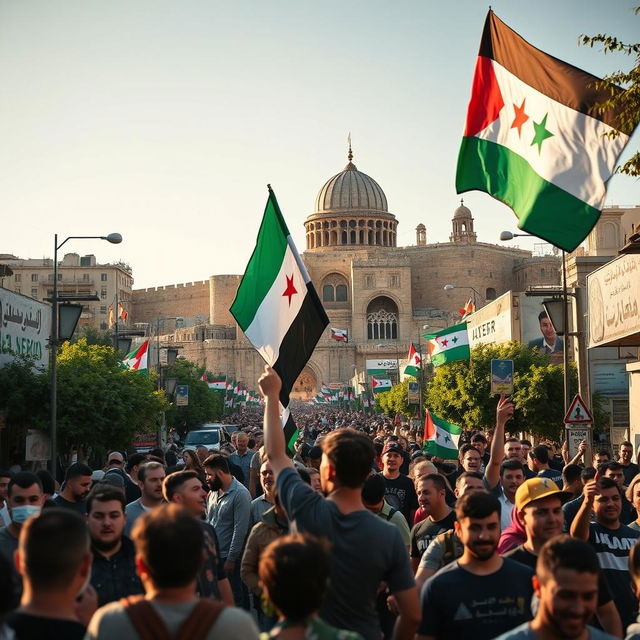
[[330, 327, 348, 342], [230, 186, 329, 451], [117, 303, 128, 322], [207, 376, 226, 391], [404, 343, 421, 377], [122, 340, 149, 374], [371, 377, 392, 394], [456, 10, 638, 252], [423, 411, 462, 460], [424, 323, 470, 367], [459, 297, 475, 318]]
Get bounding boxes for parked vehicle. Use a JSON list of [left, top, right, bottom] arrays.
[[182, 424, 230, 452]]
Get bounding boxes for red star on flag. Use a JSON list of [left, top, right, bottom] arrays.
[[282, 274, 298, 306], [441, 338, 449, 347]]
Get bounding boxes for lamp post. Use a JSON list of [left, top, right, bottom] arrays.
[[49, 232, 122, 478], [443, 283, 483, 308]]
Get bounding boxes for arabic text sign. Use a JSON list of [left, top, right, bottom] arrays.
[[0, 288, 50, 369], [366, 359, 398, 375], [588, 253, 640, 347]]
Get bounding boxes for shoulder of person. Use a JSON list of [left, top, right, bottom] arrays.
[[502, 556, 535, 577], [210, 606, 259, 639], [86, 600, 129, 637], [425, 559, 461, 587]]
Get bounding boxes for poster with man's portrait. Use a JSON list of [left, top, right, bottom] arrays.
[[520, 297, 564, 363]]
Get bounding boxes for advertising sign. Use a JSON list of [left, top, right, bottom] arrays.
[[466, 291, 516, 347], [592, 362, 628, 396], [520, 295, 564, 364], [175, 384, 189, 406], [0, 287, 51, 369], [366, 359, 398, 375]]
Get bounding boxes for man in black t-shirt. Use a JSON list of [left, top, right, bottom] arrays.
[[410, 474, 456, 571], [53, 462, 92, 516], [618, 441, 639, 486], [380, 441, 418, 523]]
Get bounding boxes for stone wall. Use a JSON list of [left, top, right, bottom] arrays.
[[131, 281, 209, 324]]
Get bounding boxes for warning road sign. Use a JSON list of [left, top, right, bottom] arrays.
[[563, 394, 594, 424]]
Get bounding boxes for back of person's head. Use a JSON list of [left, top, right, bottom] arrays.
[[163, 470, 199, 501], [19, 508, 89, 590], [456, 471, 483, 488], [259, 533, 329, 622], [530, 445, 549, 464], [125, 453, 147, 473], [203, 454, 230, 474], [500, 458, 524, 476], [321, 428, 374, 488], [562, 464, 582, 486], [86, 486, 126, 514], [132, 504, 203, 589], [600, 460, 623, 474], [8, 471, 42, 498], [362, 473, 386, 504], [455, 490, 499, 520], [581, 466, 597, 483], [138, 461, 164, 483], [149, 448, 166, 463], [536, 535, 599, 584], [34, 470, 55, 497], [64, 462, 92, 481]]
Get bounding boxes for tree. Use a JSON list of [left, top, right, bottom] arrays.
[[164, 359, 223, 436], [580, 8, 640, 176], [377, 379, 411, 418], [56, 339, 167, 458], [423, 342, 577, 440], [71, 325, 113, 347]]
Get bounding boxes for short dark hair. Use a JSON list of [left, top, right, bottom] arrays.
[[594, 449, 610, 459], [538, 310, 549, 323], [362, 474, 386, 504], [259, 533, 329, 622], [8, 472, 42, 498], [34, 470, 55, 496], [600, 461, 623, 474], [203, 454, 230, 474], [138, 461, 165, 483], [456, 471, 483, 488], [126, 453, 147, 473], [19, 508, 89, 589], [581, 466, 597, 482], [562, 464, 582, 486], [500, 459, 525, 476], [132, 504, 203, 588], [520, 439, 532, 447], [0, 470, 13, 480], [456, 490, 500, 521], [470, 433, 487, 444], [321, 428, 374, 488], [417, 473, 447, 493], [163, 470, 199, 502], [86, 487, 126, 514], [531, 445, 549, 464], [597, 476, 620, 493], [459, 444, 480, 458], [64, 462, 92, 481], [621, 441, 633, 449], [537, 535, 599, 583]]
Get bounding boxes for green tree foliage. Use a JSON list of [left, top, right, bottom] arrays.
[[56, 339, 166, 456], [580, 8, 640, 176], [423, 342, 576, 440], [71, 325, 113, 347], [377, 379, 411, 418], [164, 359, 223, 435]]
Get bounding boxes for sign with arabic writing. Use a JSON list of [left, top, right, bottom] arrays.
[[588, 254, 640, 348], [0, 287, 51, 369]]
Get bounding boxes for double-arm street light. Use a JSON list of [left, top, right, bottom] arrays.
[[49, 232, 122, 477]]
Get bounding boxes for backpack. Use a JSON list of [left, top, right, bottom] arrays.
[[384, 507, 398, 521], [120, 596, 226, 640]]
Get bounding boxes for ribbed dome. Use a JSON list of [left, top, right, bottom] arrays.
[[315, 161, 388, 213], [454, 198, 472, 219]]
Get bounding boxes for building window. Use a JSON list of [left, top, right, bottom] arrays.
[[31, 274, 38, 282], [322, 285, 335, 302], [31, 288, 38, 298], [321, 273, 349, 303], [101, 273, 108, 281], [335, 284, 347, 302], [100, 289, 107, 299], [15, 287, 20, 294], [14, 273, 21, 282], [486, 287, 497, 300], [82, 273, 90, 281], [365, 275, 375, 289], [389, 274, 400, 288], [366, 296, 399, 340], [57, 273, 62, 280], [100, 306, 107, 314]]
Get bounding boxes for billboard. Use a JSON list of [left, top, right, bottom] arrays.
[[465, 291, 517, 348], [0, 287, 51, 369], [519, 295, 564, 363]]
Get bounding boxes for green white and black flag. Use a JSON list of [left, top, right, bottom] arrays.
[[230, 186, 329, 450]]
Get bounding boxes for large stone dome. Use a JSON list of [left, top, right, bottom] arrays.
[[314, 160, 388, 214]]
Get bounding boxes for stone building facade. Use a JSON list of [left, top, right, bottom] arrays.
[[130, 149, 564, 398]]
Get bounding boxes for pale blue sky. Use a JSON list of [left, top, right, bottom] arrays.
[[0, 1, 637, 289]]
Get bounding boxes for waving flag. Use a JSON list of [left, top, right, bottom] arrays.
[[122, 340, 149, 374], [372, 377, 392, 394], [459, 297, 475, 318], [330, 327, 348, 342], [424, 323, 470, 367], [456, 10, 638, 252], [423, 411, 462, 459], [404, 343, 421, 377], [230, 186, 329, 450]]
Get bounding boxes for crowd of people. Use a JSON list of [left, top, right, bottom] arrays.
[[1, 366, 640, 639]]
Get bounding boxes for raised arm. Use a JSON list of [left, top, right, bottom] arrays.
[[484, 395, 514, 490], [570, 479, 597, 540]]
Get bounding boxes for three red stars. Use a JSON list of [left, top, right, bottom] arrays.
[[282, 274, 298, 306]]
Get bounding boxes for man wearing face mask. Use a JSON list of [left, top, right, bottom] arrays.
[[0, 472, 45, 608]]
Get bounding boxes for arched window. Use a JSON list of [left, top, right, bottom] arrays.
[[321, 273, 349, 304], [341, 230, 348, 244], [336, 284, 347, 301], [367, 296, 398, 340], [323, 285, 335, 302], [485, 287, 497, 300]]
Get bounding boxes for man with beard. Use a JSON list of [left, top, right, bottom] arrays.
[[572, 476, 640, 630], [410, 474, 455, 571], [205, 454, 251, 609], [87, 487, 143, 607], [495, 536, 617, 640], [379, 441, 418, 524], [618, 441, 639, 486], [416, 491, 534, 640], [600, 461, 636, 524], [163, 470, 233, 605], [124, 461, 166, 536], [53, 462, 93, 515], [249, 460, 275, 529]]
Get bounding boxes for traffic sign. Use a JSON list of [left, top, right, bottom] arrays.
[[563, 394, 594, 424]]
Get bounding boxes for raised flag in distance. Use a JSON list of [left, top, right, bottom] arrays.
[[330, 327, 348, 342], [207, 376, 226, 391], [423, 411, 462, 460], [456, 11, 638, 252], [404, 343, 421, 377], [371, 377, 392, 394], [230, 186, 329, 450], [459, 297, 475, 318], [122, 340, 149, 374], [117, 303, 128, 322], [424, 323, 470, 367]]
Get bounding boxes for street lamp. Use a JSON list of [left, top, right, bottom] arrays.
[[49, 232, 122, 478], [443, 283, 483, 308]]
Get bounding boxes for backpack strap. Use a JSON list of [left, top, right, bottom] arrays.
[[385, 507, 398, 521], [120, 596, 171, 640], [176, 599, 226, 640]]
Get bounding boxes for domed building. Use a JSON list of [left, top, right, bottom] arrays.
[[131, 146, 561, 399]]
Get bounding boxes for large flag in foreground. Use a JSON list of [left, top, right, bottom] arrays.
[[456, 10, 638, 252], [230, 186, 329, 450], [424, 323, 470, 367], [423, 411, 462, 459], [122, 340, 149, 374]]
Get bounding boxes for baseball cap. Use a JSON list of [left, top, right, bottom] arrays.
[[515, 477, 573, 511], [107, 451, 124, 465], [382, 442, 403, 456]]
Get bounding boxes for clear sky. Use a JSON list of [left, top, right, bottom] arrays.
[[0, 1, 637, 289]]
